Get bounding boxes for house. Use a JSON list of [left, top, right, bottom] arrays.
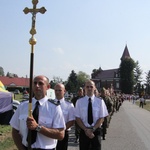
[[0, 76, 29, 92], [91, 45, 131, 92], [0, 76, 54, 97]]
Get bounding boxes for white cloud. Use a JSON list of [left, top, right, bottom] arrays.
[[52, 48, 64, 54]]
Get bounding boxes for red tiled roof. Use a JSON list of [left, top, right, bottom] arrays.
[[0, 76, 29, 87]]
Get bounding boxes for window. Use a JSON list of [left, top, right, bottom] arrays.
[[116, 83, 119, 88]]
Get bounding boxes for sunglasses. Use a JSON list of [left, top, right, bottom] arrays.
[[33, 81, 44, 86], [86, 86, 94, 88]]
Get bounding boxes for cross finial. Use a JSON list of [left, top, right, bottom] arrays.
[[23, 0, 46, 45], [23, 1, 46, 150]]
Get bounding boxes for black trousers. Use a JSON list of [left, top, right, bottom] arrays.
[[75, 122, 80, 140], [79, 128, 101, 150], [140, 102, 144, 108], [56, 131, 69, 150]]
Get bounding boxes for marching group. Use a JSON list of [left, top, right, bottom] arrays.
[[10, 75, 124, 150]]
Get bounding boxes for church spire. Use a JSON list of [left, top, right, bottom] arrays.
[[120, 44, 131, 61]]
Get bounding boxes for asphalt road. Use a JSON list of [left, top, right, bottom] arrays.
[[68, 101, 150, 150]]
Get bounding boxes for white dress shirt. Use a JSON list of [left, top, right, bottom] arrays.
[[10, 96, 65, 149], [55, 98, 75, 130], [75, 95, 108, 127]]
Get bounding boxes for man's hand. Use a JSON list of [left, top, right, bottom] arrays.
[[85, 129, 95, 139], [26, 116, 38, 130]]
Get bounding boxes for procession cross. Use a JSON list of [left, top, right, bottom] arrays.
[[23, 1, 46, 150], [23, 0, 46, 44]]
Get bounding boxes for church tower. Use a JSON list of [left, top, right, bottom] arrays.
[[120, 45, 131, 61]]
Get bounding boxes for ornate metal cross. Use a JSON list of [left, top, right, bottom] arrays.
[[23, 0, 46, 46], [23, 1, 46, 149]]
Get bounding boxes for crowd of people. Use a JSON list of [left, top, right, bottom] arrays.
[[10, 75, 124, 150]]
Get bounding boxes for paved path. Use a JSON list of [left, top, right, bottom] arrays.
[[68, 101, 150, 150]]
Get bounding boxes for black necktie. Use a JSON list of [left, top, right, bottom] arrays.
[[88, 98, 93, 125], [27, 101, 39, 144], [57, 100, 60, 104]]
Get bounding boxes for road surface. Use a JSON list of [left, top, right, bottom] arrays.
[[68, 101, 150, 150]]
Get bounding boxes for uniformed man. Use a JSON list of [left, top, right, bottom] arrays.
[[75, 80, 108, 150], [71, 87, 84, 143], [71, 87, 84, 106], [10, 75, 66, 150], [55, 83, 75, 150], [100, 88, 113, 140]]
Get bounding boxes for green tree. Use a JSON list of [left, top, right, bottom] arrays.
[[0, 66, 4, 76], [77, 71, 90, 88], [119, 58, 135, 94], [145, 70, 150, 95], [65, 70, 78, 93], [134, 61, 143, 94], [50, 76, 63, 89], [6, 72, 18, 77], [65, 70, 90, 94], [91, 67, 102, 78]]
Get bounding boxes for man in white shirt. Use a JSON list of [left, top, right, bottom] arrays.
[[54, 83, 75, 150], [10, 75, 66, 150], [75, 80, 108, 150]]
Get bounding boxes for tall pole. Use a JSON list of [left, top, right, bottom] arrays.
[[23, 1, 46, 149]]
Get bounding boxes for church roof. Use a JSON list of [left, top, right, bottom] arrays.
[[94, 68, 119, 80], [120, 45, 130, 61]]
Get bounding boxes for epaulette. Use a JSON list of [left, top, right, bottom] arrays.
[[65, 99, 72, 103], [48, 99, 59, 106], [97, 97, 103, 101]]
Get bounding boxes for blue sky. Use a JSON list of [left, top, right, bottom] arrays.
[[0, 0, 150, 81]]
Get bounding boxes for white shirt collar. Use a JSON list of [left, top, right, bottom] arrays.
[[55, 97, 65, 104], [85, 95, 95, 101], [33, 96, 48, 106]]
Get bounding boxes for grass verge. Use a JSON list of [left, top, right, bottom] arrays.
[[14, 93, 23, 101], [0, 137, 15, 150], [135, 100, 150, 111], [0, 125, 15, 150]]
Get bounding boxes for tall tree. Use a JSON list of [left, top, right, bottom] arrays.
[[65, 70, 78, 93], [119, 58, 135, 94], [134, 61, 143, 94], [0, 66, 4, 76], [145, 70, 150, 95]]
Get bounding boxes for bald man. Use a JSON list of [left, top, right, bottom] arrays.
[[10, 75, 65, 150], [54, 83, 75, 150], [75, 80, 108, 150]]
